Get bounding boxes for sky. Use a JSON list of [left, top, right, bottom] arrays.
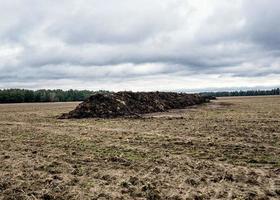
[[0, 0, 280, 92]]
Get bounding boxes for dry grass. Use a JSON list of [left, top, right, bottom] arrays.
[[0, 97, 280, 199]]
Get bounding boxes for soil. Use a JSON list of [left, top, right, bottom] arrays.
[[60, 92, 211, 119], [0, 96, 279, 199]]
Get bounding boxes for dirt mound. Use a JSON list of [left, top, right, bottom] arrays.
[[60, 92, 211, 119]]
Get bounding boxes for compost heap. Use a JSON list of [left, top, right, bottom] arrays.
[[60, 92, 211, 119]]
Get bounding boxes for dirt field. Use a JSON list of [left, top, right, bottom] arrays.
[[0, 96, 280, 200]]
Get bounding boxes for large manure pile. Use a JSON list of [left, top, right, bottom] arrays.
[[60, 91, 210, 119]]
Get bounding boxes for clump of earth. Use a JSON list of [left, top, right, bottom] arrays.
[[60, 91, 213, 119]]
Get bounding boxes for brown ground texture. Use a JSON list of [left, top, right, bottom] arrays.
[[0, 96, 279, 200]]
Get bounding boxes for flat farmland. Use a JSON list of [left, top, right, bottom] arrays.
[[0, 96, 280, 199]]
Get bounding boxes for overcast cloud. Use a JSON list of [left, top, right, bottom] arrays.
[[0, 0, 280, 91]]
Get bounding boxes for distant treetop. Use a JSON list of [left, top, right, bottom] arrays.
[[200, 88, 280, 97], [0, 89, 109, 103]]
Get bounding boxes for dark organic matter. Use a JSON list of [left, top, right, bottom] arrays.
[[60, 92, 211, 119]]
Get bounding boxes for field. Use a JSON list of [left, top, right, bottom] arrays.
[[0, 96, 280, 200]]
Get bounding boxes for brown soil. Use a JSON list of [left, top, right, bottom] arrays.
[[0, 96, 280, 199], [60, 92, 211, 119]]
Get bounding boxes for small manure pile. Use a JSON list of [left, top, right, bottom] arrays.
[[60, 92, 211, 119]]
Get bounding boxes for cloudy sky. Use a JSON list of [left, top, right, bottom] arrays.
[[0, 0, 280, 91]]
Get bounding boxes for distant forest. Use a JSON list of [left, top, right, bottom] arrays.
[[201, 88, 280, 97], [0, 88, 279, 103], [0, 89, 98, 103]]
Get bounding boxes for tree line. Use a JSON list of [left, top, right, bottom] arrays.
[[201, 88, 280, 97], [0, 88, 279, 103], [0, 89, 100, 103]]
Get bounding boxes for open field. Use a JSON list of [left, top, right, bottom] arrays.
[[0, 96, 280, 199]]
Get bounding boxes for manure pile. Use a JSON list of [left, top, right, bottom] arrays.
[[60, 92, 211, 119]]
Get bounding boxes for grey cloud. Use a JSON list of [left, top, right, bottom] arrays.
[[0, 0, 279, 90], [243, 0, 280, 49]]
